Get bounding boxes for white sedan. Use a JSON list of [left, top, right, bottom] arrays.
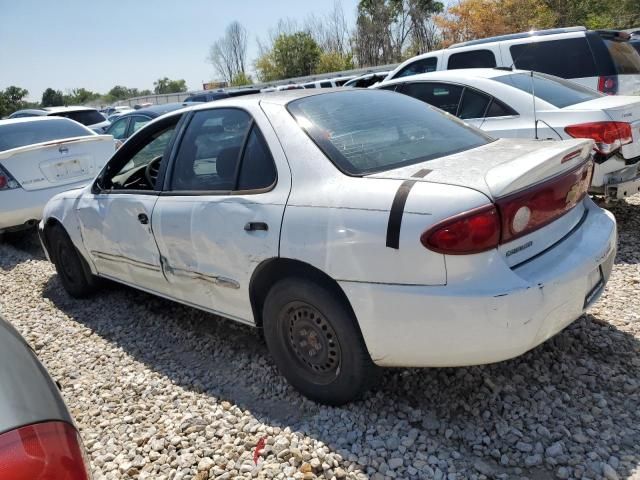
[[0, 117, 114, 234], [39, 90, 616, 404], [377, 68, 640, 201]]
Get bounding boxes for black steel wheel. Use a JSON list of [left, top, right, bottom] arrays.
[[263, 277, 379, 405]]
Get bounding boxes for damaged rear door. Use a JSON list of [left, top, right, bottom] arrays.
[[152, 106, 290, 324]]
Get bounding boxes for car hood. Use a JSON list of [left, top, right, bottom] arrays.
[[0, 315, 72, 435]]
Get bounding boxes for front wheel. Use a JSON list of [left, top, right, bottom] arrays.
[[49, 225, 98, 298], [263, 277, 379, 405]]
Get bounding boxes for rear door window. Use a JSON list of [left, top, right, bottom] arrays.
[[510, 38, 597, 78], [604, 40, 640, 74], [107, 117, 129, 139], [458, 88, 491, 119], [397, 82, 463, 115], [395, 57, 438, 78], [447, 50, 496, 69], [320, 81, 332, 88], [486, 98, 518, 117]]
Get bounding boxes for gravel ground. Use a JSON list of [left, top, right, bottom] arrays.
[[0, 197, 639, 480]]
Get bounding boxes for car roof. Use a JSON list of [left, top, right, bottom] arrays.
[[449, 26, 587, 48], [381, 68, 524, 85], [10, 109, 47, 116], [0, 116, 79, 127], [119, 102, 195, 118], [43, 106, 97, 113]]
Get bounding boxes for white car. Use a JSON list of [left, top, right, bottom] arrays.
[[385, 27, 640, 95], [39, 90, 616, 404], [0, 117, 115, 233], [377, 68, 640, 201], [301, 76, 356, 89], [343, 71, 390, 88], [9, 106, 111, 133]]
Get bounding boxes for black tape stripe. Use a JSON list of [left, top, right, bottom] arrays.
[[386, 179, 417, 249], [385, 168, 432, 249], [412, 168, 432, 178]]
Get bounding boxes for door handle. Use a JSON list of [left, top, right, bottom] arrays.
[[244, 221, 268, 231], [138, 213, 149, 225]]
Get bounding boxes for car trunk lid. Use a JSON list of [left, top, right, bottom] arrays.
[[368, 138, 594, 265], [0, 135, 114, 191]]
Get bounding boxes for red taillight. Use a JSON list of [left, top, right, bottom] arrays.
[[420, 205, 500, 254], [421, 161, 593, 254], [496, 160, 592, 243], [0, 175, 7, 189], [565, 121, 632, 155], [598, 75, 618, 95], [0, 421, 90, 480], [0, 165, 20, 190]]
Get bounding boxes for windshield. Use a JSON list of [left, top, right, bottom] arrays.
[[49, 109, 106, 126], [494, 72, 603, 108], [0, 118, 93, 152], [287, 90, 492, 175]]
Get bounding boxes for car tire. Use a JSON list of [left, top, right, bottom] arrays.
[[263, 277, 380, 405], [49, 225, 98, 298]]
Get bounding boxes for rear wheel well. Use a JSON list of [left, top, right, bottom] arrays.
[[249, 258, 358, 330]]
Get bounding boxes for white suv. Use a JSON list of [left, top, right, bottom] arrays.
[[385, 27, 640, 95]]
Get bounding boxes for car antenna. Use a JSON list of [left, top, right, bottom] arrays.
[[530, 70, 539, 140]]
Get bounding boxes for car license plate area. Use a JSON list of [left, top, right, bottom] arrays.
[[40, 155, 91, 183], [53, 158, 85, 179], [584, 265, 604, 308]]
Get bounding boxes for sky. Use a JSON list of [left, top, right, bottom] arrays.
[[0, 0, 360, 102]]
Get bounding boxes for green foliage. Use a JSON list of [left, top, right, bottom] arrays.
[[257, 32, 322, 81], [230, 72, 253, 86], [153, 77, 188, 94], [0, 86, 30, 117], [63, 88, 101, 105], [41, 88, 64, 107], [315, 52, 355, 74]]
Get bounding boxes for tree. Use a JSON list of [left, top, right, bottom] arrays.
[[305, 1, 352, 56], [208, 21, 249, 84], [41, 88, 64, 107], [230, 72, 253, 86], [107, 85, 132, 101], [436, 0, 555, 47], [0, 86, 30, 117], [315, 51, 354, 74], [153, 77, 188, 94], [277, 32, 322, 78], [64, 88, 101, 105]]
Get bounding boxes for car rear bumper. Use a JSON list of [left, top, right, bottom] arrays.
[[0, 183, 87, 232], [340, 199, 617, 367]]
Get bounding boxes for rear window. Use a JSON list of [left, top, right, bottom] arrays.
[[50, 110, 105, 126], [287, 90, 491, 175], [447, 50, 496, 69], [395, 57, 438, 78], [605, 40, 640, 74], [494, 72, 602, 108], [510, 38, 598, 78], [0, 118, 92, 152]]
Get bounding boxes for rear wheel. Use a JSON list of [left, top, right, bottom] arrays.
[[49, 225, 98, 298], [263, 277, 379, 405]]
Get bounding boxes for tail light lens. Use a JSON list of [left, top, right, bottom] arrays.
[[565, 121, 632, 155], [421, 161, 593, 254], [420, 206, 500, 254], [497, 160, 593, 244], [598, 75, 618, 95], [0, 421, 91, 480], [0, 164, 20, 190]]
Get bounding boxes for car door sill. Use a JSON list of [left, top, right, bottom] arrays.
[[97, 273, 254, 327]]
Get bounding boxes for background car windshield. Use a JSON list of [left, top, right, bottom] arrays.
[[288, 90, 491, 175], [50, 110, 106, 126], [494, 72, 603, 108], [0, 119, 92, 152]]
